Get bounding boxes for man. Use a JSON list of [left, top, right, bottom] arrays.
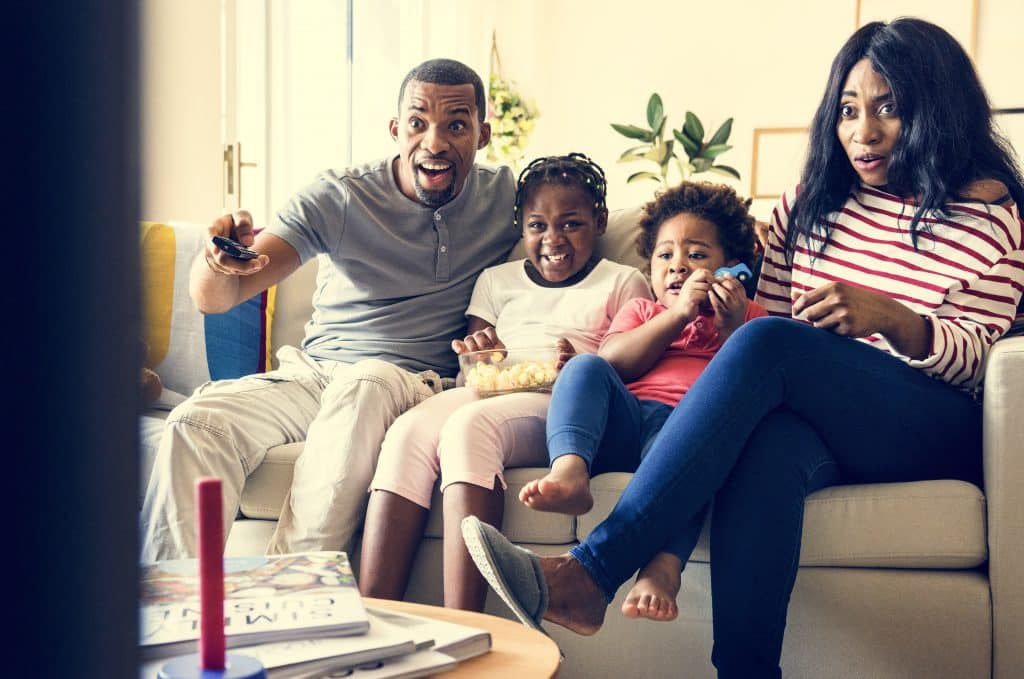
[[141, 58, 518, 561]]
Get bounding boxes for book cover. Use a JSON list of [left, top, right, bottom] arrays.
[[239, 611, 419, 679], [140, 610, 421, 679], [140, 551, 369, 660], [286, 648, 456, 679], [364, 607, 491, 662]]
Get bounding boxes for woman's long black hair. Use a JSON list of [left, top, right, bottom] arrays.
[[787, 17, 1024, 262]]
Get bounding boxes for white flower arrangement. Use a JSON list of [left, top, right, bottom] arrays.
[[486, 37, 539, 171]]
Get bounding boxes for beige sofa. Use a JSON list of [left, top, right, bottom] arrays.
[[145, 206, 1024, 679]]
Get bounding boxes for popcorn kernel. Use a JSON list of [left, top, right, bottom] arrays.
[[465, 358, 558, 395]]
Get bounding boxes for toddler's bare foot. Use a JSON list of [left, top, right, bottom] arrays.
[[541, 554, 608, 635], [519, 455, 593, 515], [621, 552, 682, 621]]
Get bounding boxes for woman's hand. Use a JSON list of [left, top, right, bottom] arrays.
[[555, 337, 577, 370], [452, 327, 506, 355], [793, 282, 892, 337], [709, 275, 748, 339], [793, 281, 931, 358]]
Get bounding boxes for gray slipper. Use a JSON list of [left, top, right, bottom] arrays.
[[461, 515, 550, 635]]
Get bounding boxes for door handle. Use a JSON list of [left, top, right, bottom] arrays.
[[223, 142, 258, 211]]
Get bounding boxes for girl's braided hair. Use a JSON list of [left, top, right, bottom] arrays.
[[513, 153, 607, 227]]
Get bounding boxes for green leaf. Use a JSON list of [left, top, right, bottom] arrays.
[[643, 144, 665, 164], [627, 171, 663, 184], [707, 164, 742, 180], [692, 157, 712, 173], [611, 123, 654, 142], [708, 117, 733, 146], [683, 112, 705, 145], [661, 139, 675, 165], [646, 93, 664, 130], [618, 145, 649, 160], [673, 129, 700, 159], [701, 143, 732, 159], [654, 115, 667, 140]]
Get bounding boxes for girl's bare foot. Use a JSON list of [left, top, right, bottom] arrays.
[[541, 554, 608, 635], [519, 454, 593, 515], [621, 552, 682, 621]]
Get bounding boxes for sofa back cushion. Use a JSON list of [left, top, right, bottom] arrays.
[[140, 221, 275, 397], [270, 258, 317, 361]]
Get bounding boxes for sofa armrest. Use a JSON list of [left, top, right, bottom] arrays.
[[982, 334, 1024, 679]]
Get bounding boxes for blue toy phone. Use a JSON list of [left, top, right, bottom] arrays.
[[713, 263, 752, 281]]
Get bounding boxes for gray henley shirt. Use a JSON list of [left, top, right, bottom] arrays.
[[264, 157, 518, 377]]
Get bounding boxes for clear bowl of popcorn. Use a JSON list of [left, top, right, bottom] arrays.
[[459, 347, 560, 397]]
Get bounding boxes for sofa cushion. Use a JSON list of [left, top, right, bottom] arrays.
[[422, 467, 577, 544], [140, 221, 275, 397], [580, 473, 988, 569], [239, 454, 987, 568], [239, 451, 579, 544], [269, 258, 317, 361], [240, 453, 578, 543]]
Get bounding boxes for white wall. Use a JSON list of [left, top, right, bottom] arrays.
[[414, 0, 1022, 216], [484, 0, 855, 214], [140, 0, 223, 223], [141, 0, 1023, 224]]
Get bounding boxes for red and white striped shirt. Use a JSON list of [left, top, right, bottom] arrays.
[[755, 184, 1024, 390]]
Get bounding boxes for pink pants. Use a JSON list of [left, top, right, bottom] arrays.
[[369, 387, 551, 508]]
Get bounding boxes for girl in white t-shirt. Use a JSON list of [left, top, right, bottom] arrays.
[[359, 154, 652, 610]]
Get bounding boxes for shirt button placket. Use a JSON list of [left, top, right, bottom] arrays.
[[434, 211, 450, 281]]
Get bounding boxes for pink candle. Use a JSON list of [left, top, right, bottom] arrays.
[[197, 478, 226, 670]]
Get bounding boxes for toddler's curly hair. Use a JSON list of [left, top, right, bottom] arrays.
[[635, 181, 756, 272]]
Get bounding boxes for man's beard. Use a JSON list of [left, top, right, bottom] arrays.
[[414, 175, 456, 207]]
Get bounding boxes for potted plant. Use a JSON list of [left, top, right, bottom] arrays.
[[486, 32, 540, 172], [612, 93, 739, 186]]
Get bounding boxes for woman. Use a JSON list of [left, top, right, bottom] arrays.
[[461, 18, 1024, 679]]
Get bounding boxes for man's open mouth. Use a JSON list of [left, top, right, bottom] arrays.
[[544, 253, 569, 263], [417, 159, 454, 182]]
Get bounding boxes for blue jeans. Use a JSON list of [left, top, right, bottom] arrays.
[[568, 317, 982, 679], [547, 354, 706, 562]]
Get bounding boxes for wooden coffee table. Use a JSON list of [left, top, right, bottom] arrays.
[[364, 598, 560, 678]]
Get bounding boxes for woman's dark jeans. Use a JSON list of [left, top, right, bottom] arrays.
[[568, 317, 982, 679]]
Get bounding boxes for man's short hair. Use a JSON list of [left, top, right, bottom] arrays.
[[397, 58, 486, 122]]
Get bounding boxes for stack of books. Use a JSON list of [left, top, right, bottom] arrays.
[[139, 551, 490, 678]]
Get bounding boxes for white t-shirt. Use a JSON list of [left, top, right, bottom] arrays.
[[465, 258, 653, 354]]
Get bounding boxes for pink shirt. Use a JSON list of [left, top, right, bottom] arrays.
[[603, 298, 768, 407]]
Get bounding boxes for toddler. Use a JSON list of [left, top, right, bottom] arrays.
[[519, 180, 767, 621], [359, 154, 653, 611]]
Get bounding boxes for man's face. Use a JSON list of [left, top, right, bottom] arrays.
[[389, 81, 490, 207]]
